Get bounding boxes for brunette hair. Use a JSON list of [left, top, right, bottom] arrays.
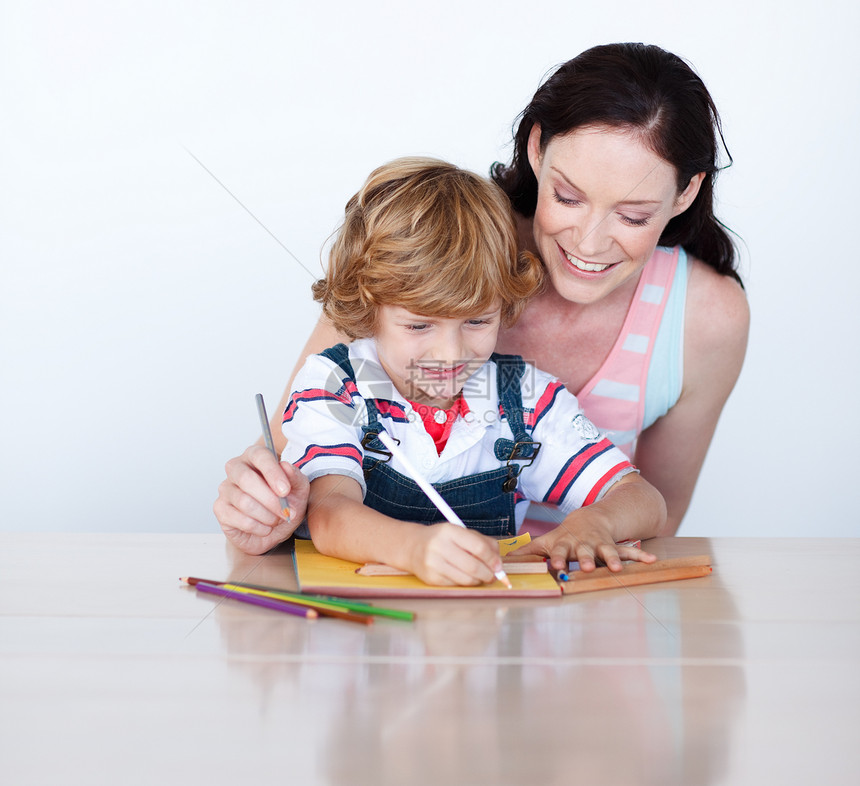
[[313, 157, 544, 338], [491, 42, 741, 284]]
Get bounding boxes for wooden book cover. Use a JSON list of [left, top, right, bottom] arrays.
[[292, 539, 562, 598]]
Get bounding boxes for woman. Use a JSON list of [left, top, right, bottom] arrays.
[[214, 42, 749, 559]]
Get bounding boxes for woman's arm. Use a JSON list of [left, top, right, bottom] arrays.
[[213, 316, 346, 553], [308, 474, 506, 586], [269, 317, 347, 454], [634, 259, 750, 535]]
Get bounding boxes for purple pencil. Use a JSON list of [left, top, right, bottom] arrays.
[[195, 581, 317, 619]]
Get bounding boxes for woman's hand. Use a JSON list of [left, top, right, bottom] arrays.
[[213, 445, 309, 555]]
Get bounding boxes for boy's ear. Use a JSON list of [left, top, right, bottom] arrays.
[[526, 124, 543, 176], [672, 172, 705, 217]]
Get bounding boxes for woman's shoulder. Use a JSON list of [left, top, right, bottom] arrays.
[[684, 254, 750, 374]]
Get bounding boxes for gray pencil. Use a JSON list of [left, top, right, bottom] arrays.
[[255, 393, 290, 519]]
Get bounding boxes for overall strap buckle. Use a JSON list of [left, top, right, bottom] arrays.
[[495, 439, 542, 492], [491, 353, 540, 494], [361, 428, 394, 478]]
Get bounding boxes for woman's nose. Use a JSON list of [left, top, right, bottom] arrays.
[[571, 209, 612, 258]]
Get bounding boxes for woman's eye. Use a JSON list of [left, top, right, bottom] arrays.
[[552, 190, 581, 207], [619, 214, 650, 227]]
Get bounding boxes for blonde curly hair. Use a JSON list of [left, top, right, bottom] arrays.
[[312, 157, 544, 339]]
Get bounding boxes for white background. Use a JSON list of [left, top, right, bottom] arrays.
[[2, 0, 858, 536]]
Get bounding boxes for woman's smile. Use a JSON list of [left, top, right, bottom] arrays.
[[559, 244, 615, 274]]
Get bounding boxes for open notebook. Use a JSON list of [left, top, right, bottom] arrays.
[[292, 537, 562, 599]]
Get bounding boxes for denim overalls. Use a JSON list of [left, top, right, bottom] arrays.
[[320, 343, 540, 538]]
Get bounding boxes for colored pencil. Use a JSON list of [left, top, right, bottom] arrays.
[[255, 393, 290, 519], [217, 582, 374, 624], [560, 555, 712, 594], [182, 576, 374, 608], [180, 576, 414, 621], [195, 581, 317, 617], [376, 431, 513, 589]]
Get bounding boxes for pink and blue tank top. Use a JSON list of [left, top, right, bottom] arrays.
[[577, 245, 688, 458]]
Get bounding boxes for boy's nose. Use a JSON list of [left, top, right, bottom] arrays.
[[431, 331, 465, 364]]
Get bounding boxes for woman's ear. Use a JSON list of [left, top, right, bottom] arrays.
[[526, 124, 544, 176], [672, 172, 706, 217]]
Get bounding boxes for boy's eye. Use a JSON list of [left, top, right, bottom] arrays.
[[405, 323, 429, 331], [467, 318, 490, 326]]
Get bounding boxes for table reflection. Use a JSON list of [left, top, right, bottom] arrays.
[[203, 538, 745, 785]]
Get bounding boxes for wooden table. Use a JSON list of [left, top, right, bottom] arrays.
[[1, 534, 858, 785]]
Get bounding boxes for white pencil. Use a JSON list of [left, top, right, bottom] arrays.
[[377, 431, 512, 588]]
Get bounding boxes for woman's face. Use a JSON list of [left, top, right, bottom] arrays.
[[528, 124, 702, 305]]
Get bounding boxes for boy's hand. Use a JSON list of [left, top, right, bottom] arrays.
[[511, 512, 657, 573], [406, 523, 504, 586]]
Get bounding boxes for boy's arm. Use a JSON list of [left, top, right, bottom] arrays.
[[513, 370, 666, 571], [308, 474, 506, 586], [516, 473, 665, 572]]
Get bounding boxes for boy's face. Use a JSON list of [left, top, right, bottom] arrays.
[[374, 304, 501, 409]]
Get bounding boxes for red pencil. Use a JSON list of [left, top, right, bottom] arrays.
[[195, 581, 317, 618]]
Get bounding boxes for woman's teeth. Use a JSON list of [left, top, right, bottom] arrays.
[[565, 251, 610, 272]]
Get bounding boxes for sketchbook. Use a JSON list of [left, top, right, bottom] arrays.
[[292, 539, 562, 599]]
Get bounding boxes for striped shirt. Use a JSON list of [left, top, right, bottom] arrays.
[[282, 338, 636, 523]]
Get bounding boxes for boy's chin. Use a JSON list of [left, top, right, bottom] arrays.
[[408, 386, 462, 410]]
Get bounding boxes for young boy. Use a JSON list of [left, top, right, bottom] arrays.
[[282, 158, 665, 586]]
